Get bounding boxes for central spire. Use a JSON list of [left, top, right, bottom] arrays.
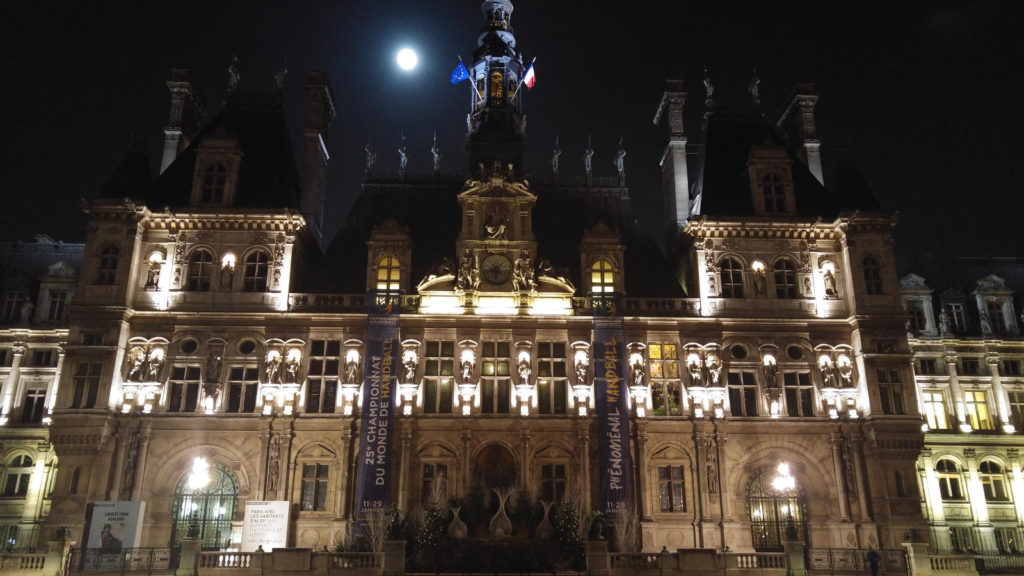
[[464, 0, 527, 171]]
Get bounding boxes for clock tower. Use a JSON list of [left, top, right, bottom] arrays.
[[464, 0, 529, 171]]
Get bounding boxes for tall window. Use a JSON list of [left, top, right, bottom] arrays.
[[918, 358, 941, 375], [907, 301, 927, 332], [481, 342, 511, 414], [306, 340, 340, 414], [2, 291, 24, 322], [783, 372, 814, 417], [300, 464, 329, 511], [986, 301, 1007, 333], [422, 341, 454, 414], [950, 526, 975, 554], [96, 245, 120, 285], [980, 461, 1009, 502], [243, 251, 270, 292], [995, 528, 1020, 555], [773, 259, 798, 299], [226, 367, 259, 413], [541, 463, 567, 503], [187, 250, 214, 291], [936, 459, 964, 500], [422, 463, 448, 504], [963, 390, 993, 430], [876, 369, 905, 415], [47, 290, 68, 321], [70, 362, 102, 409], [591, 259, 615, 293], [761, 173, 786, 212], [948, 303, 966, 332], [537, 342, 567, 414], [201, 163, 228, 203], [921, 390, 949, 430], [1003, 360, 1023, 377], [747, 466, 805, 551], [720, 258, 745, 298], [376, 256, 401, 292], [171, 462, 238, 548], [1009, 391, 1024, 431], [167, 366, 201, 412], [862, 256, 883, 295], [658, 465, 686, 512], [960, 358, 981, 376], [728, 371, 759, 416], [21, 388, 47, 423], [650, 343, 682, 416], [3, 456, 33, 496]]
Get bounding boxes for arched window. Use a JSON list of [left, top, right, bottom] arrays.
[[170, 462, 238, 549], [761, 173, 785, 212], [187, 250, 215, 292], [980, 461, 1009, 501], [96, 245, 120, 285], [863, 256, 883, 295], [746, 465, 805, 552], [591, 259, 615, 294], [720, 258, 745, 298], [200, 163, 228, 203], [773, 259, 798, 299], [70, 467, 81, 495], [936, 459, 965, 501], [3, 455, 34, 496], [376, 256, 401, 292], [243, 251, 270, 292]]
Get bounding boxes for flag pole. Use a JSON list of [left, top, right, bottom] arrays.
[[459, 56, 484, 102], [510, 57, 537, 101]]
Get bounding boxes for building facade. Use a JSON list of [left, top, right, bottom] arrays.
[[0, 0, 1019, 560]]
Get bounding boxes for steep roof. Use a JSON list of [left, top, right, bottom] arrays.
[[145, 92, 301, 211], [101, 137, 151, 198]]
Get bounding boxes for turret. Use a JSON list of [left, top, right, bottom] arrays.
[[654, 80, 689, 235], [777, 83, 823, 184], [464, 0, 529, 171], [160, 69, 204, 174], [301, 71, 337, 246]]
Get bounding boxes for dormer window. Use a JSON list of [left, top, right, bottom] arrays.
[[201, 163, 228, 203], [863, 256, 883, 295], [243, 251, 270, 292], [376, 256, 401, 292], [591, 259, 615, 294], [761, 174, 786, 213]]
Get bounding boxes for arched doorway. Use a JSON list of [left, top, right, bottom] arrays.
[[746, 464, 807, 551], [474, 444, 516, 489], [170, 462, 238, 549]]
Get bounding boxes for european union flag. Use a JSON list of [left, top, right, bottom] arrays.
[[450, 61, 470, 84]]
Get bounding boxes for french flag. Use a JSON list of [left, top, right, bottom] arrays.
[[523, 62, 536, 90]]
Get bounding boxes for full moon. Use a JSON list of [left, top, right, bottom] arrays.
[[396, 48, 418, 71]]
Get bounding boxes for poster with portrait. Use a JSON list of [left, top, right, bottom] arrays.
[[88, 501, 146, 551]]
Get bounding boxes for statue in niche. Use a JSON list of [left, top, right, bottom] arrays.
[[518, 356, 531, 384], [687, 356, 702, 386], [126, 348, 146, 382], [267, 436, 281, 493], [764, 361, 779, 388], [364, 143, 376, 173], [838, 361, 853, 387], [275, 60, 288, 90], [582, 141, 594, 175], [703, 65, 715, 107], [20, 300, 34, 324], [403, 352, 418, 383], [345, 358, 359, 385], [551, 136, 561, 175], [938, 308, 951, 334], [431, 133, 442, 173], [823, 268, 838, 298], [803, 276, 812, 295], [706, 443, 719, 494], [980, 312, 993, 335], [398, 136, 408, 172], [146, 350, 164, 381], [265, 353, 282, 384], [205, 354, 222, 384], [484, 209, 509, 239], [227, 56, 241, 92], [706, 354, 721, 385], [631, 356, 645, 388], [457, 249, 478, 290], [284, 353, 300, 384], [461, 358, 473, 383], [575, 357, 588, 384], [820, 360, 835, 387], [748, 67, 761, 107], [512, 250, 535, 291], [753, 269, 767, 296]]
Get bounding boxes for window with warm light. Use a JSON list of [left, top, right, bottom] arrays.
[[649, 343, 682, 416], [170, 462, 238, 548], [375, 256, 401, 292], [536, 342, 567, 415], [963, 390, 993, 430], [862, 256, 883, 295], [481, 341, 511, 414], [591, 259, 615, 293], [773, 259, 798, 299], [243, 251, 270, 292], [96, 244, 120, 285], [921, 390, 949, 430], [422, 463, 448, 504], [936, 459, 965, 501], [720, 258, 745, 298], [187, 250, 215, 291]]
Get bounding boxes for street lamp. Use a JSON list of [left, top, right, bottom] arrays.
[[186, 457, 211, 539], [772, 463, 798, 541]]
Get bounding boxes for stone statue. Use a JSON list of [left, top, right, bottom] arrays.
[[938, 308, 951, 335], [20, 300, 33, 324], [703, 64, 715, 107], [748, 67, 760, 107], [205, 354, 222, 384], [146, 349, 164, 381], [582, 140, 594, 175], [403, 352, 418, 383], [458, 249, 477, 290], [284, 353, 300, 384], [227, 55, 241, 92], [575, 357, 588, 384], [631, 357, 645, 387], [823, 268, 838, 298], [485, 220, 507, 240], [980, 312, 993, 335], [265, 353, 282, 384], [687, 356, 702, 386], [345, 358, 359, 385], [398, 139, 408, 171], [613, 138, 626, 174], [706, 354, 721, 385], [838, 361, 853, 386], [512, 250, 534, 290], [275, 60, 288, 90], [551, 136, 561, 174], [126, 348, 145, 382], [364, 143, 376, 173], [518, 357, 532, 384], [753, 269, 767, 296], [764, 362, 779, 388], [461, 359, 473, 383], [431, 133, 442, 173], [820, 360, 835, 387]]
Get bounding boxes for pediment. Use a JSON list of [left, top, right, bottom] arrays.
[[899, 273, 929, 291], [418, 443, 457, 460], [535, 444, 572, 460], [651, 445, 690, 461], [976, 274, 1007, 291]]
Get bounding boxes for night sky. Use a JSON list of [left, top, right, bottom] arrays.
[[2, 1, 1022, 260]]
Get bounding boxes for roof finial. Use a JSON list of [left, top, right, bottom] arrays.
[[583, 135, 594, 175], [748, 66, 761, 108], [398, 132, 408, 174], [703, 64, 715, 108], [275, 59, 288, 91], [614, 137, 626, 175], [227, 55, 241, 93], [551, 136, 561, 175], [431, 132, 442, 174]]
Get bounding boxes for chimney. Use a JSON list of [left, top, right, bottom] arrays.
[[653, 79, 689, 234], [778, 83, 823, 184], [301, 71, 337, 245], [160, 69, 204, 174]]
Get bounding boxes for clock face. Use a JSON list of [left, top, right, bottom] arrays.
[[480, 254, 513, 285]]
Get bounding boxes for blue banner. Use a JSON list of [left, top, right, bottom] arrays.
[[354, 291, 400, 530], [592, 293, 634, 519]]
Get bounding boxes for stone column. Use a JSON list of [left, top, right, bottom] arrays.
[[338, 429, 353, 518], [1, 343, 25, 421], [849, 433, 872, 521], [461, 429, 472, 494], [397, 429, 412, 513], [945, 355, 966, 429], [830, 430, 851, 521], [1009, 449, 1024, 525], [131, 423, 152, 501], [987, 355, 1009, 430], [519, 429, 531, 495], [636, 426, 649, 520], [578, 428, 591, 516], [919, 449, 949, 549]]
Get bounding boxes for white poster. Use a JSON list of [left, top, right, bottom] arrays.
[[88, 501, 146, 551], [241, 501, 290, 552]]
